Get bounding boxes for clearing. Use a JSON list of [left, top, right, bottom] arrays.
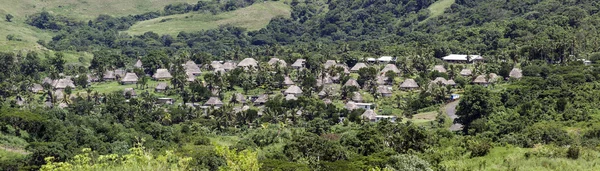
[[422, 0, 455, 22], [125, 1, 291, 36]]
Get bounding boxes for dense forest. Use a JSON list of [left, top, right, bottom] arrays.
[[2, 0, 600, 170]]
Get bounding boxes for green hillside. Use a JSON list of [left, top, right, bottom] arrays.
[[125, 1, 291, 36]]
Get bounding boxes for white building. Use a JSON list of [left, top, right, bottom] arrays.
[[442, 54, 484, 63]]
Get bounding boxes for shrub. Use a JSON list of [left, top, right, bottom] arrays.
[[567, 146, 580, 159], [468, 140, 492, 158]]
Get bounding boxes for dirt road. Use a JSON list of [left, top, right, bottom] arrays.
[[445, 101, 463, 131]]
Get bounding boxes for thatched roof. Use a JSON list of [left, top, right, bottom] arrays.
[[381, 64, 400, 74], [510, 68, 522, 79], [284, 85, 303, 95], [54, 90, 64, 100], [291, 59, 306, 68], [433, 65, 447, 73], [432, 77, 448, 85], [232, 93, 246, 103], [121, 73, 139, 83], [254, 94, 269, 104], [103, 70, 116, 80], [345, 101, 357, 110], [473, 75, 488, 84], [155, 82, 168, 90], [351, 92, 363, 102], [30, 84, 44, 93], [362, 110, 377, 120], [153, 69, 173, 80], [233, 105, 250, 113], [284, 76, 295, 85], [268, 58, 287, 67], [344, 79, 360, 87], [446, 80, 456, 86], [222, 62, 237, 71], [87, 74, 99, 82], [324, 60, 337, 69], [52, 78, 75, 89], [335, 64, 350, 74], [321, 77, 334, 85], [184, 61, 202, 75], [186, 72, 196, 82], [123, 88, 136, 97], [238, 58, 258, 67], [114, 69, 126, 78], [134, 59, 143, 68], [460, 69, 472, 76], [318, 90, 327, 97], [211, 61, 223, 70], [285, 94, 297, 101], [205, 97, 223, 106], [400, 79, 419, 88], [376, 76, 388, 85], [488, 73, 499, 83], [351, 63, 367, 71], [43, 77, 53, 85], [377, 86, 392, 95]]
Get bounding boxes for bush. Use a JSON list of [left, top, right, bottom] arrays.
[[567, 146, 580, 159], [468, 140, 492, 157]]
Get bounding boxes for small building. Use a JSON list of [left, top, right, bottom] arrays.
[[400, 79, 419, 90], [157, 98, 174, 105], [335, 64, 350, 74], [285, 94, 297, 101], [204, 97, 223, 108], [450, 94, 460, 100], [43, 77, 53, 85], [30, 84, 44, 93], [362, 110, 397, 122], [377, 56, 396, 63], [291, 59, 306, 69], [442, 54, 484, 63], [509, 68, 523, 79], [103, 70, 116, 81], [52, 78, 76, 90], [184, 61, 202, 76], [473, 75, 488, 85], [355, 103, 374, 110], [344, 79, 360, 88], [345, 101, 357, 110], [121, 73, 139, 85], [238, 58, 258, 68], [134, 59, 143, 68], [351, 92, 363, 102], [460, 69, 472, 76], [377, 86, 393, 97], [446, 80, 457, 86], [153, 69, 173, 80], [155, 82, 169, 92], [324, 60, 337, 69], [488, 73, 499, 83], [350, 63, 367, 72], [253, 94, 268, 106], [186, 72, 196, 82], [231, 93, 246, 104], [123, 88, 137, 98], [432, 77, 448, 85], [284, 85, 303, 96], [283, 77, 295, 86], [376, 76, 388, 85], [222, 62, 237, 71], [268, 58, 287, 67], [210, 61, 223, 70], [380, 64, 400, 74], [432, 65, 447, 73], [114, 69, 126, 78]]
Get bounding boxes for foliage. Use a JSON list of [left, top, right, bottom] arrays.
[[214, 143, 261, 171]]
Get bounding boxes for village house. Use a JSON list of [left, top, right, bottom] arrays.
[[442, 54, 484, 63], [155, 82, 169, 92], [400, 79, 419, 90], [204, 97, 224, 108], [291, 59, 306, 69], [121, 73, 139, 85], [153, 69, 173, 80], [284, 85, 303, 96], [123, 88, 137, 98], [184, 60, 202, 76], [351, 63, 367, 72]]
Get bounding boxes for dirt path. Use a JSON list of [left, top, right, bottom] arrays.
[[445, 101, 463, 131], [0, 145, 29, 155]]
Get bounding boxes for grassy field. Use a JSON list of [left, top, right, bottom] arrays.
[[423, 0, 455, 22], [125, 1, 291, 36]]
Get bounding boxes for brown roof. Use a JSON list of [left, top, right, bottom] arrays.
[[54, 90, 64, 100], [186, 72, 196, 82], [446, 80, 456, 86], [134, 59, 143, 68], [351, 92, 363, 102], [153, 69, 173, 80], [52, 78, 75, 89], [291, 59, 306, 68], [510, 68, 522, 79], [222, 62, 237, 71], [285, 94, 298, 101], [488, 73, 499, 82], [121, 73, 139, 83], [433, 77, 448, 84], [433, 65, 447, 73], [254, 94, 269, 104], [205, 97, 224, 106], [103, 70, 116, 80], [114, 69, 126, 78], [324, 60, 337, 69], [344, 79, 360, 87], [284, 76, 295, 85], [238, 58, 258, 67], [473, 75, 488, 84], [284, 85, 303, 95], [460, 69, 472, 76], [268, 58, 287, 67], [351, 63, 367, 71], [377, 86, 392, 94], [184, 61, 202, 75], [381, 64, 400, 74], [211, 61, 223, 70], [400, 79, 419, 88], [362, 110, 377, 120], [345, 101, 357, 110], [376, 76, 388, 85]]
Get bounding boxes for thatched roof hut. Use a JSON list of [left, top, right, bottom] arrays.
[[238, 58, 258, 68], [446, 80, 456, 86], [285, 94, 297, 101], [510, 68, 522, 79], [381, 64, 400, 74], [153, 69, 173, 80], [400, 79, 419, 89], [210, 61, 223, 70], [254, 94, 268, 105], [324, 60, 337, 69], [344, 79, 360, 88], [114, 69, 126, 78], [351, 63, 367, 72], [351, 92, 363, 102], [473, 75, 488, 84], [268, 58, 286, 66], [433, 65, 447, 73], [460, 69, 472, 76], [205, 97, 224, 107], [184, 61, 202, 75], [123, 88, 137, 98], [30, 84, 44, 93], [321, 77, 334, 85], [134, 59, 143, 68], [186, 72, 196, 82], [291, 59, 306, 68], [103, 70, 116, 81], [488, 73, 499, 83], [52, 78, 75, 90], [54, 90, 64, 101], [284, 85, 303, 95], [222, 62, 237, 71], [432, 77, 448, 85], [336, 64, 350, 74], [376, 76, 388, 85], [377, 86, 392, 97], [231, 93, 246, 104], [283, 76, 295, 86], [362, 109, 377, 121], [43, 77, 53, 85], [121, 73, 139, 84], [155, 82, 168, 92], [345, 101, 357, 110]]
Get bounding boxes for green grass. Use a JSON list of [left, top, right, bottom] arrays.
[[125, 1, 291, 36], [422, 0, 455, 22]]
